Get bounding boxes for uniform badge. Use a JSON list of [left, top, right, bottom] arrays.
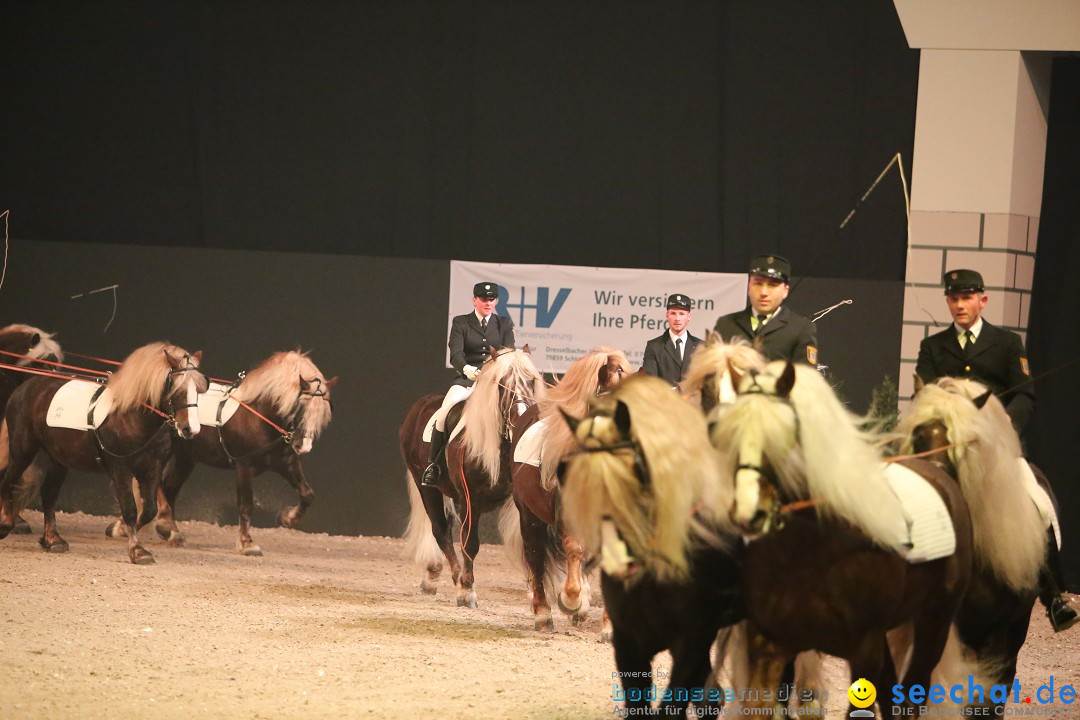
[[807, 346, 817, 365], [1020, 357, 1030, 376]]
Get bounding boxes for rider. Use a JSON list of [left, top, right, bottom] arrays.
[[713, 254, 818, 365], [421, 281, 515, 487], [917, 269, 1076, 632]]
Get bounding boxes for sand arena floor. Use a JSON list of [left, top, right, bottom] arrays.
[[0, 510, 1076, 719]]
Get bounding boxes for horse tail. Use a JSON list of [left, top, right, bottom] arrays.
[[0, 419, 8, 474], [402, 470, 444, 568], [498, 496, 525, 574]]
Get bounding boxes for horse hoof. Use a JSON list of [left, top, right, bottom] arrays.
[[420, 579, 438, 595], [600, 628, 614, 644], [277, 509, 301, 529], [39, 537, 69, 553], [456, 593, 478, 609], [240, 544, 263, 557], [557, 592, 582, 615], [12, 517, 32, 535], [105, 522, 127, 539], [131, 549, 156, 565], [166, 531, 186, 548], [572, 611, 589, 626], [535, 616, 555, 633]]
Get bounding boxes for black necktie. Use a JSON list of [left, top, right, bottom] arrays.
[[755, 314, 767, 336], [481, 317, 488, 331], [675, 337, 683, 360], [963, 330, 974, 357]]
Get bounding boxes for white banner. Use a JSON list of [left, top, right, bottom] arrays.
[[449, 260, 747, 373]]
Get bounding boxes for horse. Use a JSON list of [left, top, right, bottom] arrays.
[[712, 361, 973, 716], [401, 346, 544, 608], [500, 345, 630, 632], [560, 373, 745, 718], [897, 376, 1053, 707], [105, 350, 336, 555], [681, 333, 765, 413], [0, 324, 64, 534], [0, 342, 208, 564]]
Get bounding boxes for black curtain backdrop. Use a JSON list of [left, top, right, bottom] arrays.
[[1029, 57, 1080, 587], [1, 1, 916, 278]]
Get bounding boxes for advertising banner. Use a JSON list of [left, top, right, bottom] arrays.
[[449, 260, 746, 372]]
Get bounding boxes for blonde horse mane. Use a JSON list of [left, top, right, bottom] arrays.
[[898, 377, 1043, 591], [462, 349, 545, 485], [682, 335, 766, 404], [108, 342, 197, 413], [0, 323, 64, 363], [712, 361, 903, 548], [234, 350, 334, 439], [560, 373, 736, 582], [537, 346, 633, 490]]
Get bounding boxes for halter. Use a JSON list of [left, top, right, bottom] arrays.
[[164, 353, 205, 418], [216, 375, 333, 462], [575, 417, 651, 489]]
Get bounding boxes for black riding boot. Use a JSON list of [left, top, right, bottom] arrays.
[[1040, 525, 1078, 633], [420, 428, 446, 488]]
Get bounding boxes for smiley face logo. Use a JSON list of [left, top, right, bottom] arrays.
[[848, 678, 876, 709]]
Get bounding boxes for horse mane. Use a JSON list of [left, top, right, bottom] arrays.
[[713, 361, 902, 548], [537, 346, 633, 490], [681, 336, 765, 404], [898, 378, 1043, 591], [0, 323, 64, 363], [108, 342, 194, 413], [462, 349, 545, 485], [561, 373, 736, 582], [234, 350, 333, 439]]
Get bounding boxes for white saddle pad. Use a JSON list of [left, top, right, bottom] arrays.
[[883, 462, 957, 563], [1018, 459, 1061, 549], [197, 382, 241, 428], [46, 379, 113, 430], [513, 416, 549, 467]]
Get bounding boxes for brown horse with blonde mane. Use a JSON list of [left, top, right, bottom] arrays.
[[0, 342, 207, 564], [401, 346, 544, 609], [502, 345, 631, 632], [0, 324, 64, 534], [106, 350, 336, 555]]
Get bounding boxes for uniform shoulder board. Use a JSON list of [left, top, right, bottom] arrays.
[[807, 346, 818, 365], [1020, 357, 1030, 376]]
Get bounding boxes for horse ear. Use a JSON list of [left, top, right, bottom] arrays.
[[192, 350, 203, 364], [522, 343, 531, 354], [614, 400, 632, 438], [558, 407, 581, 435], [489, 345, 499, 362], [299, 375, 311, 391], [31, 333, 40, 346], [774, 362, 796, 398], [727, 359, 745, 393], [164, 347, 181, 368], [324, 376, 340, 389], [973, 388, 993, 410], [913, 373, 925, 395]]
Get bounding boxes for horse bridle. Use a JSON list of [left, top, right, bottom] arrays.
[[164, 354, 206, 423]]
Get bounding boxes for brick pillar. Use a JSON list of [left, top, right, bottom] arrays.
[[898, 49, 1050, 406]]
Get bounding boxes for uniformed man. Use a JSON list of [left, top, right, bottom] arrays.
[[713, 254, 818, 364], [641, 293, 701, 388], [915, 269, 1034, 435], [421, 281, 515, 487]]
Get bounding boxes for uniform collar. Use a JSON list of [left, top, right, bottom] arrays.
[[474, 310, 492, 324], [668, 329, 688, 344], [954, 317, 984, 339]]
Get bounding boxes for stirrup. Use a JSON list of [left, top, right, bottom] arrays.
[[420, 463, 441, 488], [1048, 596, 1079, 633]]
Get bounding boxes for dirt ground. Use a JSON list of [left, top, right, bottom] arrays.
[[0, 511, 1076, 720]]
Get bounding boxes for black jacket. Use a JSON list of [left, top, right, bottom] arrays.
[[915, 321, 1035, 434], [641, 332, 701, 387], [448, 312, 516, 387], [713, 305, 818, 365]]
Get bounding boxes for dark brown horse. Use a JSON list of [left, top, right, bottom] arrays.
[[0, 324, 64, 534], [0, 342, 208, 564], [715, 362, 974, 716], [898, 377, 1058, 710], [106, 351, 336, 555], [401, 347, 544, 608], [503, 346, 630, 632]]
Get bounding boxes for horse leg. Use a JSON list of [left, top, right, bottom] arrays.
[[420, 485, 460, 591], [612, 634, 657, 715], [519, 505, 553, 631], [661, 639, 714, 718], [10, 455, 46, 535], [149, 453, 189, 546], [847, 633, 887, 715], [558, 532, 591, 625], [107, 468, 154, 565], [38, 464, 70, 553], [456, 499, 481, 609], [275, 457, 314, 529], [235, 464, 262, 556], [601, 607, 614, 644], [745, 632, 789, 713]]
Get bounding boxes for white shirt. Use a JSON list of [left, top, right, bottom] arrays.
[[669, 330, 688, 358], [475, 311, 492, 326], [954, 317, 984, 343]]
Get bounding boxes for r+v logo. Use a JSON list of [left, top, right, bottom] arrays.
[[498, 286, 572, 329]]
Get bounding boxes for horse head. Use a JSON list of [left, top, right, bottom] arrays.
[[559, 374, 732, 583], [0, 324, 64, 368], [163, 346, 209, 439], [682, 334, 766, 415], [291, 374, 338, 454]]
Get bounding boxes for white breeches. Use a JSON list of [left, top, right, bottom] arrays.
[[433, 384, 473, 432]]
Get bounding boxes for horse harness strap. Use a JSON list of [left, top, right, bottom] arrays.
[[87, 385, 172, 466]]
